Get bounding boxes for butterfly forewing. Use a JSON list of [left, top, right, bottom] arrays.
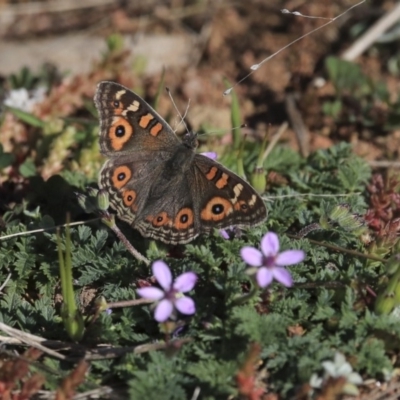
[[95, 81, 180, 157]]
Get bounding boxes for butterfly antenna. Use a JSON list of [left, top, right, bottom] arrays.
[[166, 87, 190, 133]]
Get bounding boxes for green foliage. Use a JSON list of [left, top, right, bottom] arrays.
[[19, 158, 37, 177], [7, 64, 60, 91], [0, 51, 397, 398], [6, 106, 45, 128], [224, 79, 242, 151], [127, 352, 190, 400], [0, 143, 15, 169], [1, 134, 396, 398], [325, 57, 369, 97], [57, 226, 85, 341], [324, 56, 400, 130]]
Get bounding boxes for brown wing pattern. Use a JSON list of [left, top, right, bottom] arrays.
[[191, 154, 267, 232], [94, 81, 180, 157]]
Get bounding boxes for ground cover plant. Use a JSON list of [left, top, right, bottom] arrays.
[[1, 1, 400, 399]]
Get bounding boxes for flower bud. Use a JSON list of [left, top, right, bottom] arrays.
[[251, 166, 266, 194], [97, 189, 110, 211]]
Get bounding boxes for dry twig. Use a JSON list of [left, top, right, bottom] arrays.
[[342, 3, 400, 61]]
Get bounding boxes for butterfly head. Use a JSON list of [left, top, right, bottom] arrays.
[[182, 131, 198, 150]]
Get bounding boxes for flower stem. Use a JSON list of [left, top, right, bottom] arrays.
[[231, 279, 259, 306]]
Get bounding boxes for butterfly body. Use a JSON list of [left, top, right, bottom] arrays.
[[95, 81, 267, 244]]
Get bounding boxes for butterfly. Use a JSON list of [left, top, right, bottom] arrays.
[[94, 81, 267, 244]]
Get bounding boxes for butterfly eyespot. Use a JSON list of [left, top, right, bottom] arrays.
[[175, 208, 194, 229], [241, 204, 248, 210], [151, 212, 170, 227], [122, 190, 136, 206], [212, 204, 224, 215], [116, 125, 125, 137], [113, 100, 120, 107], [111, 166, 131, 189]]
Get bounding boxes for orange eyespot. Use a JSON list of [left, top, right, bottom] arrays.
[[234, 200, 249, 212], [111, 166, 131, 189], [109, 117, 133, 151], [122, 190, 136, 206], [150, 212, 171, 227], [201, 197, 233, 221], [174, 208, 194, 230]]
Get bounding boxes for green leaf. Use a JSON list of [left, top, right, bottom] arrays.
[[19, 159, 37, 177], [224, 78, 242, 150], [6, 106, 44, 127], [0, 151, 15, 169]]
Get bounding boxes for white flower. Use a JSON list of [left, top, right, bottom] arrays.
[[309, 373, 323, 389], [309, 352, 363, 397], [322, 352, 363, 385], [4, 87, 46, 112]]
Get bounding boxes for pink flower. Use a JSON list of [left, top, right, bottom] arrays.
[[240, 232, 305, 288], [220, 229, 231, 239], [137, 261, 197, 322], [201, 151, 218, 160]]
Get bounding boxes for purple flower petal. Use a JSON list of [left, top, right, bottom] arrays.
[[137, 287, 164, 300], [220, 229, 230, 240], [240, 247, 263, 267], [261, 232, 280, 256], [272, 267, 293, 287], [201, 151, 218, 160], [152, 260, 172, 291], [173, 272, 197, 292], [276, 250, 305, 266], [154, 299, 173, 322], [175, 296, 196, 315], [256, 267, 273, 287]]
